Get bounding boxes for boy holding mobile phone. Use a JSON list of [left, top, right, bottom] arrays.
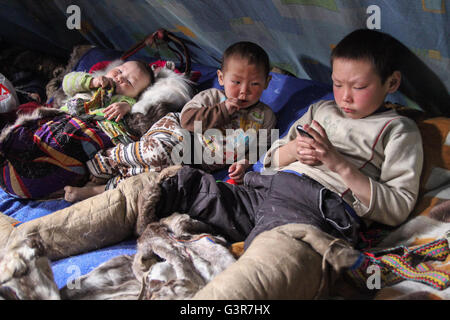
[[296, 125, 314, 139]]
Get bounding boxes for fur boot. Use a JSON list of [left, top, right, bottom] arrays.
[[132, 213, 233, 300], [135, 165, 183, 236], [60, 255, 140, 300]]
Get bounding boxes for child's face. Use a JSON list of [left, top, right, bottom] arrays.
[[332, 58, 398, 119], [217, 56, 270, 109], [106, 61, 150, 98]]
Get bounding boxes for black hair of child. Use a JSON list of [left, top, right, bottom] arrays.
[[221, 41, 270, 77]]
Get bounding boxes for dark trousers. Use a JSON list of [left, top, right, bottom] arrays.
[[156, 166, 361, 248]]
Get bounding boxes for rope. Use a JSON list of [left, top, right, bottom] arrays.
[[120, 29, 192, 75], [313, 238, 348, 299]]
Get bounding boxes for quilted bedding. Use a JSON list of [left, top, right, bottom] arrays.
[[1, 47, 449, 300]]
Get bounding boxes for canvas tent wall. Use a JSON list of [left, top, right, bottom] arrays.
[[0, 0, 448, 114]]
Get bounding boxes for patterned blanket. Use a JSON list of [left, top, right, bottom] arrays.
[[348, 231, 450, 291], [0, 107, 113, 199], [338, 116, 450, 300]]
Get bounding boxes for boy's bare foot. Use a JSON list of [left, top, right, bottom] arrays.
[[64, 184, 106, 202]]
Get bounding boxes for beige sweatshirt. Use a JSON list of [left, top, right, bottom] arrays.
[[263, 100, 424, 227]]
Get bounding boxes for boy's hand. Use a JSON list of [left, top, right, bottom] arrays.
[[296, 128, 322, 166], [297, 121, 346, 172], [103, 102, 132, 122], [228, 159, 250, 184], [293, 121, 371, 207], [90, 76, 114, 90], [225, 98, 243, 115]]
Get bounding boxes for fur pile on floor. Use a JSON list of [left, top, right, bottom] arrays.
[[0, 212, 236, 300]]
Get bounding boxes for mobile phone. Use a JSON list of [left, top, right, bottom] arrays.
[[296, 125, 314, 139]]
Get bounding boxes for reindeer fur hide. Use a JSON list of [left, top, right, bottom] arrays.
[[0, 236, 60, 300], [0, 212, 236, 300]]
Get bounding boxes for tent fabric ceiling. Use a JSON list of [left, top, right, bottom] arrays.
[[0, 0, 448, 112]]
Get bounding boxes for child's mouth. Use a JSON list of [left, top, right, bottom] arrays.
[[342, 107, 354, 113]]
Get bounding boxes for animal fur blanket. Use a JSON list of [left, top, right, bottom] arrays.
[[0, 213, 236, 300]]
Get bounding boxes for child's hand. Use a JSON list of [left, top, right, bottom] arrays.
[[103, 102, 131, 122], [296, 126, 322, 166], [90, 76, 114, 89], [225, 98, 243, 115], [228, 159, 250, 184], [298, 121, 346, 173]]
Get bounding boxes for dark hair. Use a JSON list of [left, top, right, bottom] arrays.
[[221, 41, 270, 76], [133, 60, 155, 86], [331, 29, 401, 84]]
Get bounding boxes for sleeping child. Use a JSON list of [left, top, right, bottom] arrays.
[[60, 60, 154, 145]]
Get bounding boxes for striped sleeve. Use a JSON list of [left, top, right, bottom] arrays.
[[62, 72, 93, 97]]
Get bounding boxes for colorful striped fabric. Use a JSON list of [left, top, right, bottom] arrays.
[[0, 112, 114, 199], [348, 238, 450, 291]]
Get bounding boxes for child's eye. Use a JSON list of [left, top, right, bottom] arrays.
[[251, 82, 260, 86], [354, 86, 367, 90], [333, 83, 342, 88]]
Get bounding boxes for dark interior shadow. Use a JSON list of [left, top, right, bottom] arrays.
[[299, 56, 333, 86], [395, 41, 450, 117]]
